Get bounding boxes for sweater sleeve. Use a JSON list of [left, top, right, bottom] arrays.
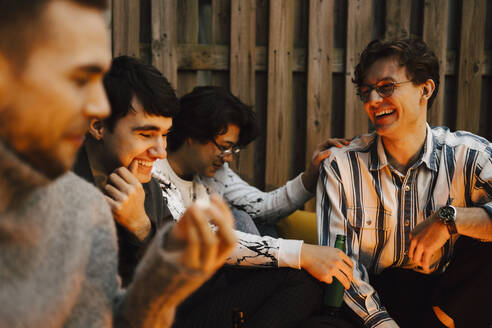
[[114, 222, 206, 328], [201, 164, 313, 224]]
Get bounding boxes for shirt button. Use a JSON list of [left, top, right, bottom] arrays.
[[366, 220, 372, 226], [404, 219, 410, 227], [404, 185, 410, 192]]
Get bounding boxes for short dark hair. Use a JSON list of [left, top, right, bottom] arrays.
[[102, 56, 179, 131], [167, 86, 258, 152], [353, 38, 440, 109], [0, 0, 107, 66]]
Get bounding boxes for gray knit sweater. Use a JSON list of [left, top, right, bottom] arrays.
[[0, 140, 199, 328]]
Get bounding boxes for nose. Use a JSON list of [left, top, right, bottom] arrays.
[[222, 152, 234, 164], [368, 88, 383, 104], [84, 82, 110, 119], [149, 136, 167, 159]]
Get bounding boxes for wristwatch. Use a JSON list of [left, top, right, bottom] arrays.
[[437, 205, 457, 235]]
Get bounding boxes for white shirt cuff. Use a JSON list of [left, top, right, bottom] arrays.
[[278, 238, 303, 269]]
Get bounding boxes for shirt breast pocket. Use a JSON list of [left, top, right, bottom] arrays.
[[346, 207, 391, 264]]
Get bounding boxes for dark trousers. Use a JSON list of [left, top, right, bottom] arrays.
[[370, 237, 492, 328], [172, 267, 323, 328]]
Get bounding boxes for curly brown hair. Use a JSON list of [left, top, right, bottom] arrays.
[[353, 39, 440, 109]]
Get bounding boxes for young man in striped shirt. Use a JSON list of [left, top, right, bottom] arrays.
[[318, 39, 492, 328]]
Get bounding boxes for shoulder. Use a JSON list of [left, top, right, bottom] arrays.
[[54, 172, 112, 226], [326, 132, 377, 163], [431, 126, 492, 156]]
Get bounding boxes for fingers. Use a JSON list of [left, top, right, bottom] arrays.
[[185, 205, 219, 272], [173, 212, 201, 268], [104, 183, 126, 202], [413, 243, 425, 268], [206, 195, 237, 260], [421, 251, 432, 272]]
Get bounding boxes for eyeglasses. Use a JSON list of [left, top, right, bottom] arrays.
[[359, 80, 413, 103], [210, 139, 240, 158]]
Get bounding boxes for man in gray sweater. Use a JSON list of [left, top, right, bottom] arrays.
[[0, 0, 236, 327]]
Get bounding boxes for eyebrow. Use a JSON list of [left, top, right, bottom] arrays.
[[363, 76, 396, 86], [76, 65, 106, 75], [131, 125, 161, 132]]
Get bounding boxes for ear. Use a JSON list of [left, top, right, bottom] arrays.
[[421, 79, 435, 102], [88, 119, 105, 140]]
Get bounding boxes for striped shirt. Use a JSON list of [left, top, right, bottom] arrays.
[[317, 124, 492, 327]]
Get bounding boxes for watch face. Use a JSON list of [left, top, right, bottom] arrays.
[[439, 206, 456, 222]]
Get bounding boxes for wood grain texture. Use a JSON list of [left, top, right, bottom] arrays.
[[345, 0, 372, 138], [177, 0, 199, 97], [230, 0, 257, 184], [151, 0, 178, 88], [456, 0, 486, 133], [112, 0, 140, 57], [305, 0, 334, 211], [385, 0, 412, 40], [423, 0, 448, 126], [265, 0, 294, 190]]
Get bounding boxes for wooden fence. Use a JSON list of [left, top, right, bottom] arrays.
[[106, 0, 491, 210]]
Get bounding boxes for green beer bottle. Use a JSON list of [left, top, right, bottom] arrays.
[[323, 234, 346, 311]]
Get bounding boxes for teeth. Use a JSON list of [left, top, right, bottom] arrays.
[[375, 109, 395, 117], [136, 160, 153, 167]]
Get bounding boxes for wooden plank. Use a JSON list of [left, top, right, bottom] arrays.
[[105, 0, 112, 55], [178, 0, 199, 96], [456, 0, 487, 133], [112, 0, 140, 57], [305, 0, 334, 211], [175, 44, 492, 76], [265, 0, 294, 190], [345, 0, 373, 138], [151, 0, 178, 88], [385, 0, 412, 40], [423, 0, 448, 127], [230, 0, 257, 185], [211, 0, 230, 89], [212, 0, 230, 45]]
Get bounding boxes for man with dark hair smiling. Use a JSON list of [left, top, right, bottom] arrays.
[[152, 86, 355, 328], [0, 1, 236, 327], [318, 39, 492, 328]]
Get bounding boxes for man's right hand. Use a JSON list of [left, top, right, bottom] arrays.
[[165, 194, 237, 276], [300, 243, 354, 289]]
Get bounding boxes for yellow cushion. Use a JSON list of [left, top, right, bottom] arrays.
[[275, 210, 317, 244]]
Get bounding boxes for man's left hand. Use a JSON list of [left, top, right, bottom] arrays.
[[409, 212, 450, 272], [302, 138, 351, 193]]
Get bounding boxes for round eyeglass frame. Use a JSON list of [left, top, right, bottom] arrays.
[[359, 80, 413, 103], [211, 139, 241, 158]]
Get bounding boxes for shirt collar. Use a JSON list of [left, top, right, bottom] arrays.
[[369, 123, 438, 172]]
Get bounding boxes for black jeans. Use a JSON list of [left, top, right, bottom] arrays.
[[370, 237, 492, 328], [172, 267, 323, 328]]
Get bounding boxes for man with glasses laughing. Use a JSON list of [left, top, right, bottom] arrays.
[[317, 39, 492, 328], [152, 86, 357, 327]]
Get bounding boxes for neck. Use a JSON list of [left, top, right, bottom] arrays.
[[0, 138, 50, 212], [382, 124, 427, 174], [167, 147, 194, 181]]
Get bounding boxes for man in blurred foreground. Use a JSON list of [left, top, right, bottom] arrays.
[[0, 1, 236, 327]]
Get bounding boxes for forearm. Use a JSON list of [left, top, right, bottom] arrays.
[[456, 207, 492, 241], [226, 230, 302, 268]]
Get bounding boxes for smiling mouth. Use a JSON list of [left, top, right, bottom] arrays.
[[374, 109, 396, 119], [136, 160, 154, 167]]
